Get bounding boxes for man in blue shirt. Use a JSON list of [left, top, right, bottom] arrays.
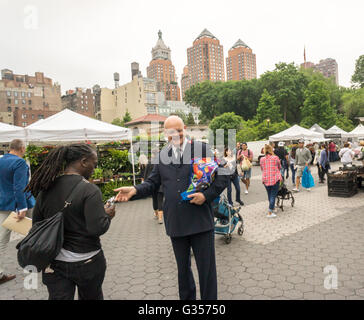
[[0, 139, 35, 285]]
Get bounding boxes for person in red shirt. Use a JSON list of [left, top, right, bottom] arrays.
[[260, 144, 282, 218], [328, 141, 336, 162]]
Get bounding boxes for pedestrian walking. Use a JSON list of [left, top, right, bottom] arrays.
[[293, 139, 312, 192], [260, 144, 282, 218], [26, 143, 115, 300], [144, 150, 164, 224], [329, 141, 337, 162], [0, 139, 35, 285], [238, 142, 253, 195], [275, 141, 289, 179], [223, 148, 244, 206], [114, 116, 227, 300], [339, 142, 355, 166], [318, 144, 330, 183], [289, 146, 297, 186]]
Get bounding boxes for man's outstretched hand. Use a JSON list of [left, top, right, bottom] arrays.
[[114, 186, 137, 202], [187, 192, 206, 205]]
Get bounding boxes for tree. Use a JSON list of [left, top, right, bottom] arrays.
[[255, 89, 282, 123], [112, 118, 124, 127], [237, 119, 290, 142], [186, 112, 195, 125], [208, 112, 243, 146], [260, 62, 308, 124], [123, 111, 132, 124], [352, 55, 364, 88], [341, 88, 364, 123], [170, 111, 187, 123], [300, 80, 337, 129]]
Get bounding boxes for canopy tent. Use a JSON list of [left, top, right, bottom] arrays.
[[349, 124, 364, 139], [0, 122, 26, 142], [309, 123, 327, 134], [269, 124, 324, 142], [24, 109, 135, 184], [25, 109, 131, 141], [325, 125, 352, 138]]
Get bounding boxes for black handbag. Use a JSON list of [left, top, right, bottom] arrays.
[[16, 179, 85, 272]]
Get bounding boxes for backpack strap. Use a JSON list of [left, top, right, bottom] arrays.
[[62, 178, 86, 211]]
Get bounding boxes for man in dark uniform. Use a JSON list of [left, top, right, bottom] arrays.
[[114, 116, 228, 300]]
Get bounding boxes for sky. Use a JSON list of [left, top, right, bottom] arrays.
[[1, 0, 363, 95]]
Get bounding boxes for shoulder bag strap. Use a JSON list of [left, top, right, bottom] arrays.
[[61, 178, 86, 212]]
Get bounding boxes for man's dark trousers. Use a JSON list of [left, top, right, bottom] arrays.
[[171, 230, 217, 300]]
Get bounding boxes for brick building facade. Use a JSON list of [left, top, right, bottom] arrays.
[[61, 87, 95, 118], [182, 29, 225, 95], [147, 31, 181, 101], [226, 39, 257, 81], [0, 69, 62, 126]]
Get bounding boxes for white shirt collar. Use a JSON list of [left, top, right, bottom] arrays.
[[171, 137, 188, 157]]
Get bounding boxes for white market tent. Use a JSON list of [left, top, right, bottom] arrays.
[[269, 124, 324, 142], [24, 109, 135, 184], [0, 122, 26, 142], [310, 123, 327, 134], [325, 125, 352, 138], [349, 124, 364, 139]]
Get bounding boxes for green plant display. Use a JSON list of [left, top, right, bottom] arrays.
[[91, 168, 103, 180]]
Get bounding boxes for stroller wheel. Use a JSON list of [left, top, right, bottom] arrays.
[[238, 225, 244, 235], [224, 234, 232, 244], [290, 194, 295, 207]]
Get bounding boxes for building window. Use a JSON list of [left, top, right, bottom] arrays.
[[7, 98, 11, 104], [28, 100, 32, 105], [15, 99, 18, 104], [22, 122, 27, 127], [22, 114, 27, 119], [21, 92, 25, 97], [27, 92, 31, 97], [14, 92, 18, 97], [7, 106, 11, 112], [38, 115, 44, 119], [22, 99, 26, 104], [7, 91, 11, 97]]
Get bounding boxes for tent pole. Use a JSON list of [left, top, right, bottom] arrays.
[[130, 137, 136, 186]]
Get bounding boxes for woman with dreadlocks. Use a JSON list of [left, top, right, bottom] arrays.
[[26, 143, 115, 300]]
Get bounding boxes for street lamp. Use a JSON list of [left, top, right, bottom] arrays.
[[267, 118, 270, 128]]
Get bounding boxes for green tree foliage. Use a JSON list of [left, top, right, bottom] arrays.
[[259, 62, 308, 124], [352, 55, 364, 88], [237, 119, 290, 142], [186, 112, 195, 125], [341, 88, 364, 123], [123, 111, 132, 123], [208, 112, 243, 146], [112, 118, 124, 127], [170, 110, 187, 123], [300, 80, 337, 129], [255, 89, 282, 123]]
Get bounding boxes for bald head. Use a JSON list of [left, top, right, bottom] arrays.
[[164, 115, 186, 146]]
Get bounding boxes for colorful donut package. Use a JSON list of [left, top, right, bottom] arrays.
[[181, 157, 219, 201]]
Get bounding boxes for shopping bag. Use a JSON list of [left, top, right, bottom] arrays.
[[241, 157, 252, 171], [301, 166, 315, 189]]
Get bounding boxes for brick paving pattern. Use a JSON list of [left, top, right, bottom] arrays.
[[1, 162, 363, 300]]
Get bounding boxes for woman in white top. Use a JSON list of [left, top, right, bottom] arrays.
[[339, 142, 355, 166]]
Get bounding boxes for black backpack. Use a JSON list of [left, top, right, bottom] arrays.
[[16, 179, 84, 272]]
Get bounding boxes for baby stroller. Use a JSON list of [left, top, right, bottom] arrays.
[[276, 178, 295, 211], [212, 195, 244, 244]]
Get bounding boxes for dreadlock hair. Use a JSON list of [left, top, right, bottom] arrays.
[[26, 143, 95, 197]]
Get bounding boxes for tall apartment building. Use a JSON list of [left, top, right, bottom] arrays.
[[181, 29, 225, 96], [96, 63, 162, 123], [147, 31, 181, 101], [226, 39, 257, 80], [314, 58, 339, 85], [0, 69, 61, 126], [181, 66, 190, 99], [61, 87, 95, 118]]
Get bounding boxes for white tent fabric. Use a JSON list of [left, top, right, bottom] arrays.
[[326, 125, 352, 138], [349, 124, 364, 138], [25, 109, 131, 142], [0, 122, 26, 142], [24, 109, 135, 184], [310, 123, 327, 134], [269, 124, 323, 141]]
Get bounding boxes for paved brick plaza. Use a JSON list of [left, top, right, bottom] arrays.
[[1, 162, 364, 300]]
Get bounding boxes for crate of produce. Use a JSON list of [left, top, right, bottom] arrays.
[[327, 171, 358, 197]]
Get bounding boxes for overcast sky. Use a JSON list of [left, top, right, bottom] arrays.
[[1, 0, 363, 94]]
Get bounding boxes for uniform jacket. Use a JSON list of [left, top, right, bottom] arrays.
[[133, 140, 228, 237], [0, 153, 35, 211]]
